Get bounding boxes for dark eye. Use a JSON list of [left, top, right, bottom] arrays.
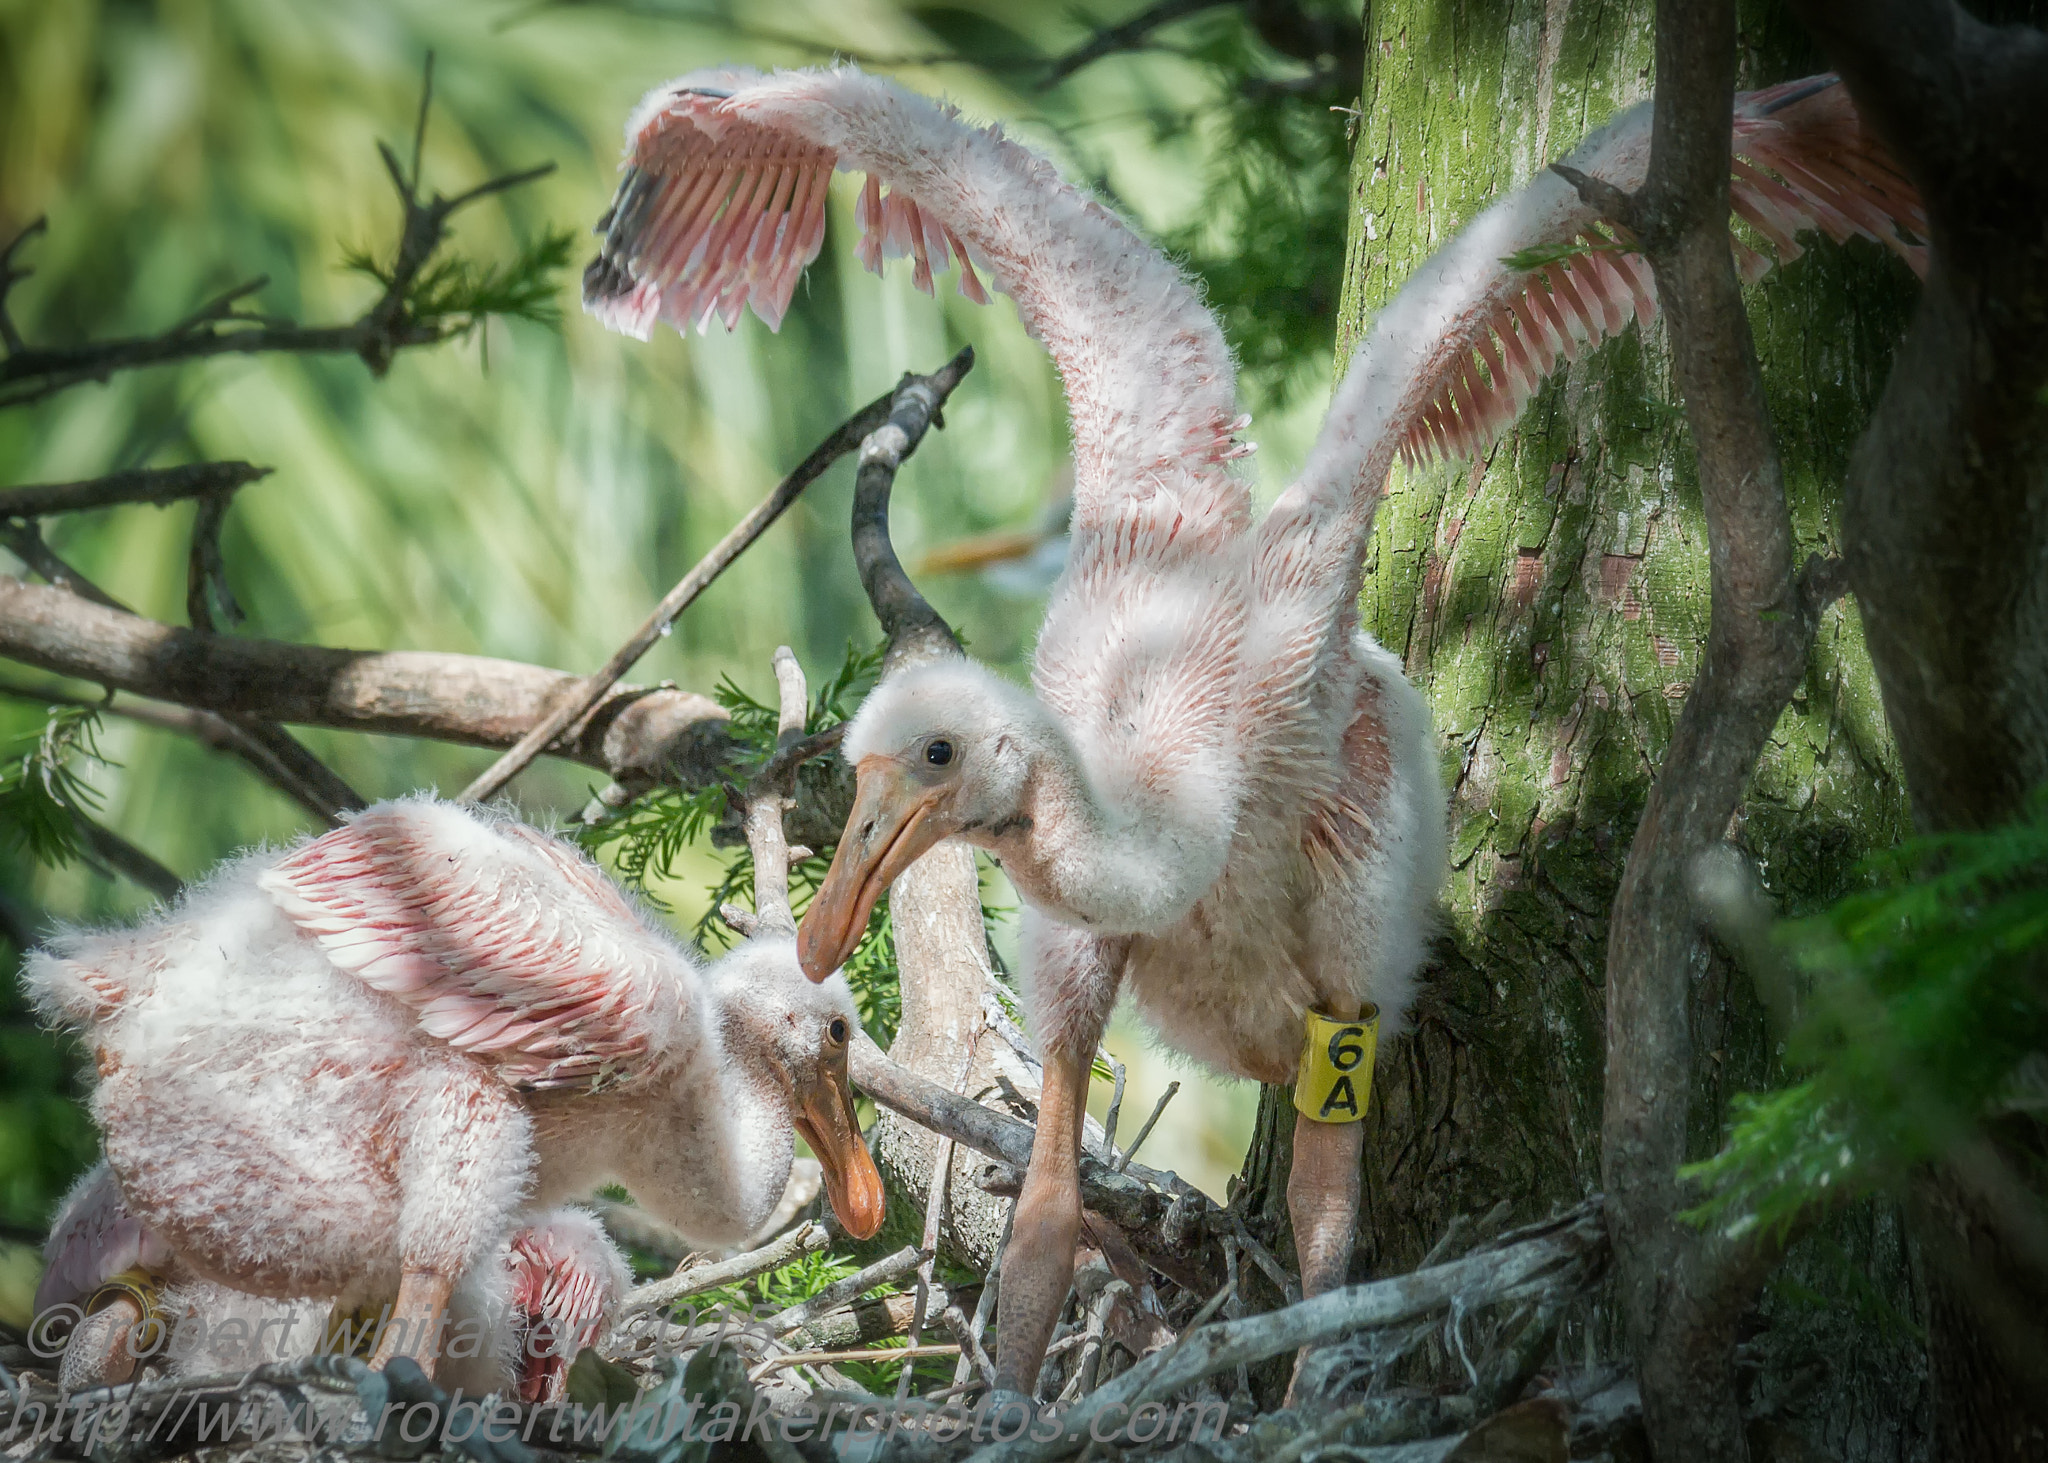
[[828, 1018, 849, 1044], [925, 739, 954, 767]]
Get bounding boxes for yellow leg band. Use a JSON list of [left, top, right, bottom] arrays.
[[1294, 1006, 1379, 1123], [86, 1267, 166, 1327]]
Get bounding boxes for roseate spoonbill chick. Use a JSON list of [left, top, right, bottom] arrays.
[[36, 1164, 626, 1401], [584, 65, 1923, 1393], [24, 789, 882, 1381]]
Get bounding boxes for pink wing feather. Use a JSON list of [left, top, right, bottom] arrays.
[[1278, 73, 1924, 567], [259, 801, 697, 1092], [1397, 75, 1923, 471], [584, 66, 1248, 538], [36, 1164, 174, 1316], [506, 1212, 626, 1403]]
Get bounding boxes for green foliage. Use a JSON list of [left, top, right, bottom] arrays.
[[347, 224, 580, 338], [577, 642, 913, 1042], [1497, 234, 1636, 275], [1685, 793, 2048, 1240], [0, 707, 112, 871], [1149, 4, 1359, 402]]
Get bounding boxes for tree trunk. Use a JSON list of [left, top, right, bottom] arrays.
[[1786, 5, 2048, 1455], [1236, 3, 1930, 1453]]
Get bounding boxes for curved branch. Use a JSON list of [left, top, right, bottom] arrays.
[[851, 345, 975, 672]]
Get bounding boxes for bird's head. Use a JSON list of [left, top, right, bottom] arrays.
[[798, 659, 1051, 981], [709, 938, 885, 1239]]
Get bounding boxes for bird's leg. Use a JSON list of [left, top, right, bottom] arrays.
[[370, 1269, 455, 1375], [1284, 998, 1368, 1404], [60, 1295, 144, 1390], [1287, 1106, 1365, 1296], [992, 1042, 1090, 1398], [374, 1069, 527, 1378]]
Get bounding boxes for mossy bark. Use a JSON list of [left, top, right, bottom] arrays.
[[1236, 3, 1929, 1454]]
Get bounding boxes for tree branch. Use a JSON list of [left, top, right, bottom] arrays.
[[1783, 5, 2048, 1453], [1600, 4, 1822, 1460], [850, 347, 976, 676], [0, 521, 125, 610], [0, 216, 47, 356], [851, 1033, 1224, 1290], [1038, 0, 1229, 88], [75, 815, 182, 901], [0, 60, 554, 408], [0, 577, 739, 795], [969, 1202, 1606, 1462], [457, 360, 967, 805], [0, 677, 357, 825], [0, 462, 271, 521]]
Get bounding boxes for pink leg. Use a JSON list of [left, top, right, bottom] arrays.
[[377, 1067, 531, 1379], [60, 1296, 144, 1390], [1284, 999, 1367, 1404], [992, 1043, 1089, 1397], [370, 1270, 455, 1375]]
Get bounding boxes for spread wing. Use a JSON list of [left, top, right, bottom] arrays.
[[259, 800, 700, 1091], [584, 66, 1248, 540], [1271, 73, 1924, 575], [36, 1163, 173, 1315]]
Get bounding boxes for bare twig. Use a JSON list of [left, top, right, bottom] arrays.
[[458, 363, 956, 804], [955, 1202, 1014, 1388], [2, 537, 362, 822], [0, 678, 351, 824], [900, 1044, 976, 1403], [0, 65, 553, 407], [0, 462, 272, 521], [0, 216, 47, 356], [76, 817, 182, 901], [1, 521, 125, 610], [1114, 1081, 1179, 1171], [737, 646, 816, 936], [185, 491, 243, 630], [1099, 1058, 1126, 1163], [619, 1221, 830, 1315], [850, 347, 978, 676], [754, 1343, 959, 1376], [850, 1031, 1221, 1282], [963, 1203, 1606, 1463], [1038, 0, 1229, 87]]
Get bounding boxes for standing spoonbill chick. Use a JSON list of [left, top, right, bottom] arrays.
[[25, 776, 882, 1380], [584, 66, 1923, 1394], [36, 1162, 625, 1402]]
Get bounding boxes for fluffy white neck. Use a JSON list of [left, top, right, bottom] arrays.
[[997, 714, 1228, 936]]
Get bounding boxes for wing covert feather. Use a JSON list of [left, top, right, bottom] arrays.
[[260, 801, 696, 1091]]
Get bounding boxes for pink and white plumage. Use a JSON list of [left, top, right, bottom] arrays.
[[25, 797, 880, 1378], [37, 1163, 625, 1401], [583, 64, 1924, 1392]]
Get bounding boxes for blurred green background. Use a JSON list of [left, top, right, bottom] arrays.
[[0, 0, 1367, 1320]]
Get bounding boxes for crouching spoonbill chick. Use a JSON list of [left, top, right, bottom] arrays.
[[36, 1163, 625, 1401], [25, 781, 883, 1381]]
